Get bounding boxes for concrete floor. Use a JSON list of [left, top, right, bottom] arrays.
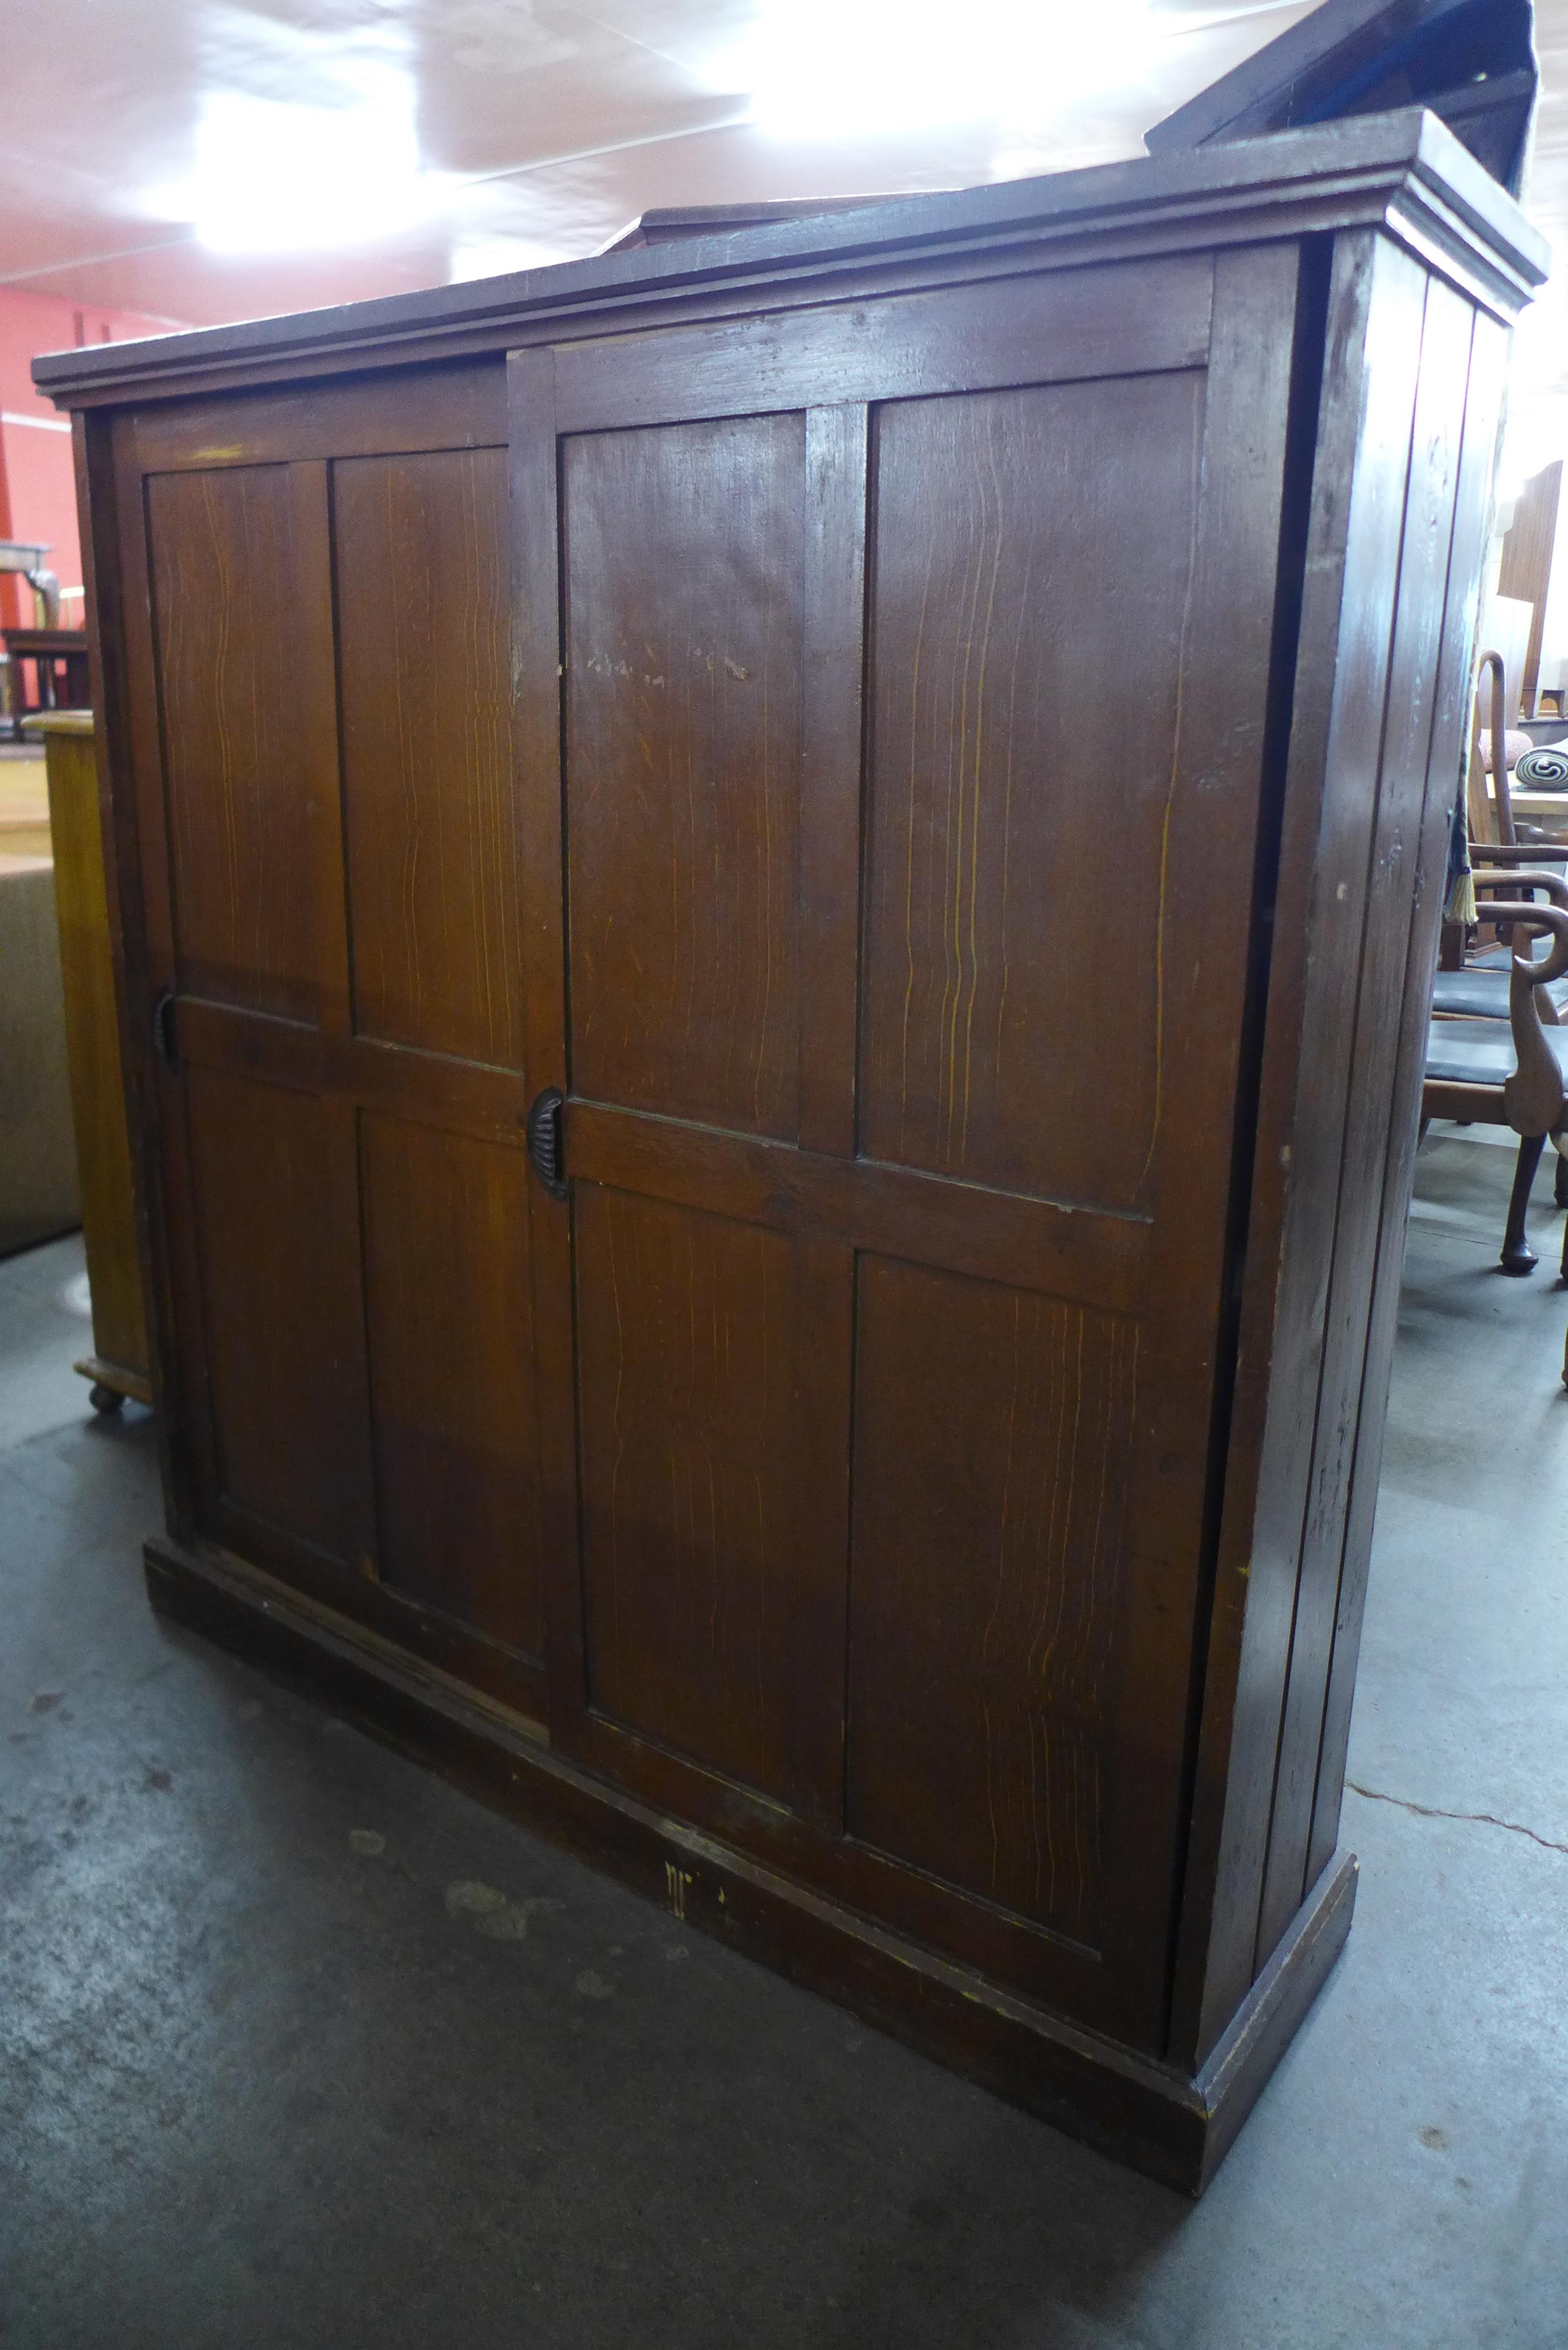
[[2, 1130, 1566, 2349]]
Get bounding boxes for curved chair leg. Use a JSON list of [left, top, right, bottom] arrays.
[[1556, 1149, 1568, 1210], [1502, 1132, 1547, 1274]]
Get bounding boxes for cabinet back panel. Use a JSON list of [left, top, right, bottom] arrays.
[[562, 414, 805, 1140], [184, 1064, 373, 1565], [360, 1113, 544, 1657], [859, 372, 1205, 1212], [146, 464, 343, 1024], [335, 447, 522, 1067], [847, 1256, 1137, 1947]]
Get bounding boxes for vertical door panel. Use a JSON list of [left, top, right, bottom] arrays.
[[146, 464, 345, 1025], [860, 373, 1204, 1211], [334, 448, 523, 1067], [360, 1113, 543, 1657], [847, 1257, 1139, 1949], [562, 415, 805, 1140], [574, 1186, 848, 1807], [184, 1063, 374, 1565]]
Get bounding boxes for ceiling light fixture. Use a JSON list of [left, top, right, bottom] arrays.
[[702, 0, 1159, 141], [187, 69, 440, 254]]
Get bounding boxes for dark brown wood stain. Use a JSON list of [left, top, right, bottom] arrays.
[[52, 116, 1544, 2191]]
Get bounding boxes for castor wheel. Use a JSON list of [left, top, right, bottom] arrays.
[[88, 1383, 124, 1415], [1556, 1153, 1568, 1210]]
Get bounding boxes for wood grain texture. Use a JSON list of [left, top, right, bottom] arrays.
[[563, 413, 804, 1140], [506, 347, 584, 1741], [1305, 304, 1514, 1891], [550, 256, 1213, 431], [575, 1185, 849, 1812], [1497, 457, 1561, 713], [131, 362, 506, 472], [183, 1064, 373, 1566], [1256, 271, 1475, 1960], [360, 1114, 543, 1656], [174, 995, 529, 1147], [859, 372, 1204, 1210], [82, 141, 1531, 2168], [335, 447, 522, 1066], [566, 1100, 1150, 1313], [1088, 240, 1306, 2051], [798, 403, 869, 1159], [41, 723, 149, 1390], [1180, 231, 1429, 2058], [146, 462, 348, 1026], [95, 408, 203, 1547], [847, 1258, 1137, 1948]]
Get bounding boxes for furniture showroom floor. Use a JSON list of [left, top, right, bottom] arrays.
[[3, 1127, 1565, 2350]]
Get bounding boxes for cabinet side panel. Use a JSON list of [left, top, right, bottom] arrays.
[[1305, 307, 1513, 1888], [1176, 230, 1432, 2063], [1254, 273, 1478, 1962]]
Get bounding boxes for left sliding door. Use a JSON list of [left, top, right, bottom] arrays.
[[114, 369, 552, 1720]]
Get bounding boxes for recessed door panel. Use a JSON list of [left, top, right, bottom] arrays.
[[847, 1256, 1139, 1949], [859, 373, 1205, 1212], [146, 464, 343, 1024], [360, 1113, 543, 1657], [184, 1063, 373, 1565], [335, 447, 521, 1067], [562, 414, 805, 1140], [574, 1184, 847, 1808]]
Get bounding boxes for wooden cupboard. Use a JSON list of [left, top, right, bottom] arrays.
[[36, 110, 1545, 2192], [33, 712, 152, 1408]]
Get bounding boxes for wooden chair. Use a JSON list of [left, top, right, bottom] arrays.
[[1423, 876, 1568, 1274], [1432, 648, 1568, 1222]]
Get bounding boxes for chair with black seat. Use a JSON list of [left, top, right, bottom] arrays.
[[1423, 879, 1568, 1275], [1432, 647, 1568, 1219]]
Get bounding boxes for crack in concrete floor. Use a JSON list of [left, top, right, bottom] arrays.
[[1347, 1780, 1568, 1857]]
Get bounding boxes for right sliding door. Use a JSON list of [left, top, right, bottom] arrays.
[[514, 241, 1303, 2045]]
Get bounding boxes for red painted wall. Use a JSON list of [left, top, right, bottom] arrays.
[[0, 288, 186, 629]]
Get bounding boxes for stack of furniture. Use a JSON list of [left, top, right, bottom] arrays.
[[33, 2, 1546, 2190]]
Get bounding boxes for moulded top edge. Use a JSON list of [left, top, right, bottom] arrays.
[[31, 106, 1549, 408]]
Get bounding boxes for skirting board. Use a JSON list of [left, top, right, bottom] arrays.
[[143, 1532, 1358, 2196]]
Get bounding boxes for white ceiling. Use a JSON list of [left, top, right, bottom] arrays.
[[2, 0, 1565, 481]]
